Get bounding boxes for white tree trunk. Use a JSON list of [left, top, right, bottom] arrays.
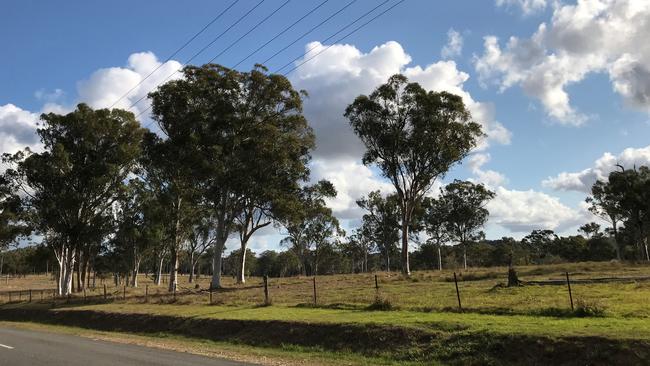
[[211, 238, 226, 289], [237, 242, 247, 284], [438, 245, 442, 271]]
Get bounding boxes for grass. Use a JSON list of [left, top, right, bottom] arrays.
[[2, 261, 650, 365]]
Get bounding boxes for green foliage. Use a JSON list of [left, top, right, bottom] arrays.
[[346, 74, 483, 274]]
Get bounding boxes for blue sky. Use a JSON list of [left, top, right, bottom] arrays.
[[3, 0, 650, 252]]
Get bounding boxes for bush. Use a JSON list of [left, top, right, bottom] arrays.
[[367, 295, 394, 311], [574, 299, 606, 317]]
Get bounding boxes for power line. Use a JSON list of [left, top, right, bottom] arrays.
[[260, 0, 358, 66], [231, 0, 330, 69], [204, 0, 292, 65], [109, 0, 240, 109], [129, 0, 268, 115], [276, 0, 393, 75]]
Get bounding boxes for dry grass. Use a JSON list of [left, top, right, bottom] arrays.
[[3, 261, 650, 317]]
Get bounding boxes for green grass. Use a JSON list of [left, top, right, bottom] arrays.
[[3, 261, 650, 365]]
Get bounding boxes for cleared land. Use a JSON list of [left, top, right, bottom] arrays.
[[1, 262, 650, 365]]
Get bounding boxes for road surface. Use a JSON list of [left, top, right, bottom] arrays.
[[0, 327, 253, 366]]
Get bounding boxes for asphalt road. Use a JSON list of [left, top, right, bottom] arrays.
[[0, 327, 253, 366]]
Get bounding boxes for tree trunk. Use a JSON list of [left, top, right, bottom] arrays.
[[612, 221, 621, 260], [237, 242, 247, 284], [131, 258, 140, 287], [156, 254, 164, 286], [62, 247, 75, 295], [168, 246, 178, 292], [645, 237, 650, 262], [401, 220, 410, 275], [189, 251, 195, 284], [437, 244, 442, 271], [211, 240, 225, 289], [463, 242, 468, 270], [386, 250, 390, 272]]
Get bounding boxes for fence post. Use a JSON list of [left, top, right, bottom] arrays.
[[453, 272, 462, 310], [375, 274, 379, 292], [145, 285, 148, 303], [103, 284, 107, 300], [29, 289, 32, 303], [312, 277, 317, 305], [565, 272, 574, 311], [263, 275, 269, 305], [209, 287, 213, 304], [173, 284, 176, 300], [83, 288, 87, 302], [123, 285, 126, 300]]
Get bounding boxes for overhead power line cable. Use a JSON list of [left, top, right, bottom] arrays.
[[231, 0, 330, 69], [277, 0, 397, 75], [260, 0, 358, 66], [109, 0, 240, 109]]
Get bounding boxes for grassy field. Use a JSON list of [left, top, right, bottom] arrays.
[[2, 261, 650, 365]]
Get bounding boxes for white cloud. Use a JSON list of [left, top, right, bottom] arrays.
[[310, 158, 393, 219], [488, 186, 583, 232], [475, 0, 650, 125], [77, 51, 183, 116], [0, 104, 42, 156], [290, 41, 512, 217], [467, 153, 508, 187], [496, 0, 548, 15], [441, 28, 463, 59], [291, 41, 511, 160], [543, 145, 650, 192]]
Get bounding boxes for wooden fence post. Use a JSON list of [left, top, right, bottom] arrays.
[[83, 288, 87, 302], [173, 284, 176, 301], [453, 272, 462, 310], [29, 289, 32, 303], [375, 274, 379, 291], [209, 287, 213, 305], [103, 284, 107, 300], [123, 285, 126, 300], [312, 277, 317, 305], [145, 285, 148, 302], [263, 275, 269, 305], [565, 272, 574, 311]]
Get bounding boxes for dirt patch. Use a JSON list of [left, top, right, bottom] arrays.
[[0, 308, 648, 365]]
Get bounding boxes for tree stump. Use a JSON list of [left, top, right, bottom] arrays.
[[507, 267, 520, 287]]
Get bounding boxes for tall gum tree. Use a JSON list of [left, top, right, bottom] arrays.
[[345, 75, 482, 275], [148, 64, 314, 288], [3, 104, 143, 295]]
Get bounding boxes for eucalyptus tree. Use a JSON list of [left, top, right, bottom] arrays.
[[281, 181, 343, 276], [139, 131, 199, 292], [345, 75, 483, 275], [356, 191, 400, 271], [440, 180, 495, 269], [149, 64, 314, 288], [187, 215, 215, 283], [0, 176, 31, 276], [421, 197, 450, 271], [586, 179, 624, 259], [2, 104, 144, 294]]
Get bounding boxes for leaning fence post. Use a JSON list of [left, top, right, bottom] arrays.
[[103, 284, 107, 300], [263, 275, 270, 305], [145, 285, 148, 303], [565, 272, 574, 311], [312, 277, 317, 305], [453, 272, 462, 310]]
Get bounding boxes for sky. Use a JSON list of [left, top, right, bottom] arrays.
[[2, 0, 650, 253]]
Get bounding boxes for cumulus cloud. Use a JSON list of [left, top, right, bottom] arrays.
[[441, 28, 463, 59], [291, 40, 511, 160], [475, 0, 650, 125], [467, 153, 508, 187], [289, 40, 512, 217], [310, 158, 393, 219], [487, 186, 583, 232], [543, 145, 650, 192], [77, 51, 183, 115], [0, 104, 42, 156], [496, 0, 548, 15]]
